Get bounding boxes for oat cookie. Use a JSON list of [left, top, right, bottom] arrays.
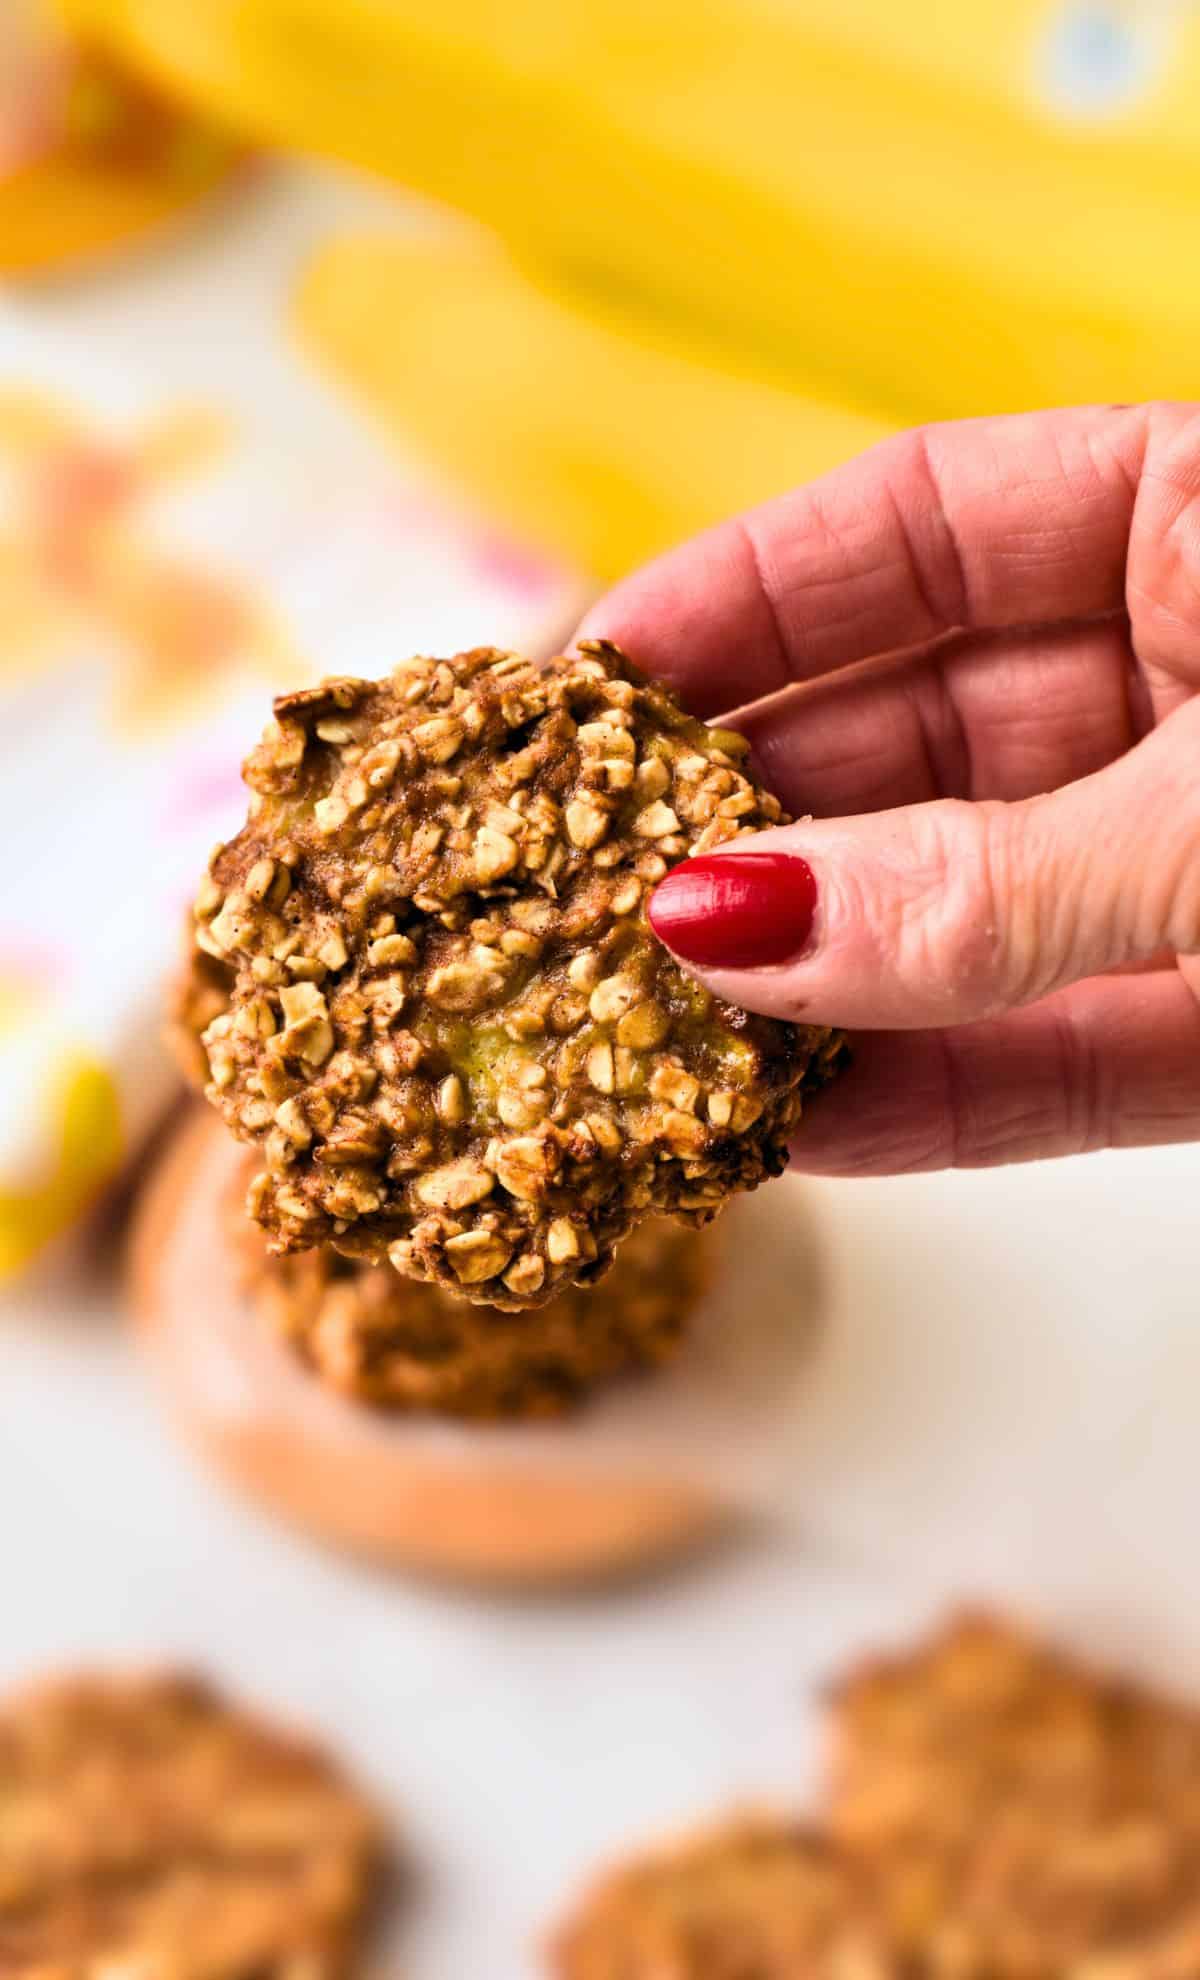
[[0, 1670, 382, 1977], [827, 1613, 1200, 1974], [232, 1156, 713, 1417], [188, 642, 842, 1308], [551, 1814, 883, 1979]]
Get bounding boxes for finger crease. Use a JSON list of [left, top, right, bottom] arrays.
[[922, 660, 975, 799], [891, 429, 974, 636], [1048, 1001, 1110, 1155], [734, 513, 795, 699]]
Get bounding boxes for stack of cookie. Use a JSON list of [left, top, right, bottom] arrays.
[[133, 641, 841, 1582]]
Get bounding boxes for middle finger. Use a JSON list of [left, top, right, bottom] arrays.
[[733, 616, 1142, 816]]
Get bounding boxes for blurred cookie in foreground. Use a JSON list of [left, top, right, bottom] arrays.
[[551, 1618, 1200, 1977], [232, 1163, 710, 1419], [0, 1667, 382, 1977], [826, 1611, 1200, 1973], [130, 1109, 810, 1583], [550, 1814, 880, 1978], [185, 642, 842, 1307]]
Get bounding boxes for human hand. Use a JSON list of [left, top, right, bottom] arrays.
[[575, 406, 1200, 1173]]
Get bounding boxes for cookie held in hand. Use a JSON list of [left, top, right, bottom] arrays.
[[186, 641, 842, 1307]]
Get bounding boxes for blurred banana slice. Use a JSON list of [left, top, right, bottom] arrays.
[[295, 232, 891, 579]]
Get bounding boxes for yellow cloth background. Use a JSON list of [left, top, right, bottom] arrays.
[[59, 1, 1200, 570]]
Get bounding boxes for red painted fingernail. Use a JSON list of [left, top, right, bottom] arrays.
[[648, 852, 818, 968]]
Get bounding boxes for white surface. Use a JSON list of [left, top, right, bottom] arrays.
[[6, 1140, 1200, 1975], [796, 1144, 1200, 1690], [0, 1198, 914, 1978], [7, 163, 1200, 1975]]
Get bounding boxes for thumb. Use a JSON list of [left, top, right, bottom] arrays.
[[648, 705, 1200, 1030]]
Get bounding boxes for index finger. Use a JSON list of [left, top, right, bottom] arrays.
[[575, 404, 1159, 717]]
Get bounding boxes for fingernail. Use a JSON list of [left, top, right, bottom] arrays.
[[648, 852, 818, 968]]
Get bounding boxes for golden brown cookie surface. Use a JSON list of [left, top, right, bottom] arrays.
[[827, 1613, 1200, 1975], [187, 642, 841, 1307], [551, 1814, 882, 1979], [0, 1670, 382, 1977], [234, 1163, 713, 1418]]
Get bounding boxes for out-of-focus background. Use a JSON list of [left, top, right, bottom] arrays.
[[5, 4, 1200, 1973]]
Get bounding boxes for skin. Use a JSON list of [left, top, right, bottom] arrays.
[[576, 404, 1200, 1173]]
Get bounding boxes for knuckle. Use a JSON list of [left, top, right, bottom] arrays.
[[896, 800, 1019, 1016], [1048, 999, 1111, 1157]]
